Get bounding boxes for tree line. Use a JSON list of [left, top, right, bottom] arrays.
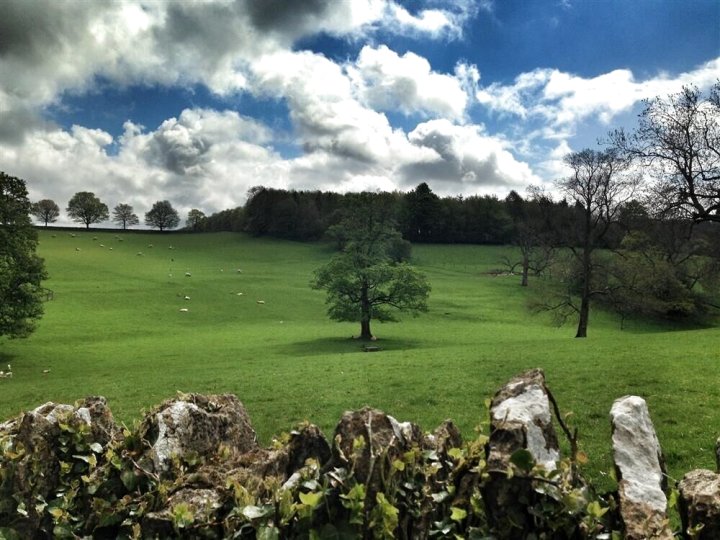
[[30, 194, 207, 232]]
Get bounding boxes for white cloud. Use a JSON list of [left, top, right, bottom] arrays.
[[350, 45, 471, 120], [476, 58, 720, 131]]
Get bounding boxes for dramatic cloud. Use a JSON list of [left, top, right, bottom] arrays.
[[0, 0, 716, 225], [400, 119, 539, 194]]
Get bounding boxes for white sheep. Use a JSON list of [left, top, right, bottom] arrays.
[[236, 292, 244, 296], [137, 252, 143, 256], [184, 296, 190, 300], [75, 247, 81, 251], [256, 300, 265, 305], [185, 272, 192, 277], [179, 308, 189, 312]]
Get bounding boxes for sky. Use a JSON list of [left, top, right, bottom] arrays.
[[1, 0, 718, 227]]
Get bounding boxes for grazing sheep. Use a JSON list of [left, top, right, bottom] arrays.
[[75, 247, 81, 251], [137, 252, 143, 256], [184, 296, 190, 300], [93, 236, 97, 240], [236, 292, 244, 296], [148, 244, 154, 248], [179, 308, 189, 312], [42, 369, 51, 374], [256, 300, 265, 305], [109, 247, 113, 251], [100, 244, 105, 247], [185, 272, 191, 277], [237, 268, 243, 273]]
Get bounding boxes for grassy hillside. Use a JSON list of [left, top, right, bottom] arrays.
[[1, 229, 719, 490]]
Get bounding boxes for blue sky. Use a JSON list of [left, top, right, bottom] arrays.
[[0, 0, 718, 226]]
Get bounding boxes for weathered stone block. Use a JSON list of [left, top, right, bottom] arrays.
[[610, 395, 672, 540]]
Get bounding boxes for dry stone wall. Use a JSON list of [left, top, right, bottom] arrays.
[[0, 369, 716, 538]]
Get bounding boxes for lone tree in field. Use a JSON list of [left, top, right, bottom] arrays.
[[66, 192, 109, 229], [0, 172, 47, 338], [311, 193, 430, 340], [186, 209, 206, 231], [112, 203, 139, 230], [611, 82, 719, 223], [145, 200, 180, 231], [30, 199, 60, 227], [556, 149, 637, 338]]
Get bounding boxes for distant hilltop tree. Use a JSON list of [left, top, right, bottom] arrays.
[[66, 192, 109, 229], [112, 203, 139, 230], [145, 200, 180, 232], [186, 209, 206, 231], [31, 199, 60, 227]]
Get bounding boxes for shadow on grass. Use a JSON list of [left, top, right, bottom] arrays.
[[276, 335, 425, 357]]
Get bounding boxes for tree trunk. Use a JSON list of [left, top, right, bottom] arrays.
[[360, 319, 372, 340], [521, 250, 529, 287], [576, 220, 592, 338], [359, 282, 373, 340]]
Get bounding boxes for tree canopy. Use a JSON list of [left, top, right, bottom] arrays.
[[112, 203, 139, 230], [145, 200, 180, 231], [186, 209, 206, 231], [31, 199, 60, 227], [0, 172, 47, 339], [311, 193, 430, 340], [66, 192, 109, 229], [612, 82, 720, 223]]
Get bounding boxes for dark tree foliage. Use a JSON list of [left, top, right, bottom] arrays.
[[145, 201, 180, 232], [311, 193, 430, 340], [0, 172, 47, 339], [400, 182, 442, 242], [112, 203, 139, 230], [503, 189, 558, 286], [203, 207, 246, 232], [30, 199, 60, 227], [611, 82, 720, 223], [186, 209, 207, 231], [66, 192, 109, 229]]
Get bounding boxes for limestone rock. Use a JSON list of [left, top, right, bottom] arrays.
[[330, 407, 422, 486], [487, 368, 559, 472], [610, 395, 672, 540], [678, 469, 720, 539], [0, 397, 117, 537], [139, 393, 257, 475], [482, 368, 561, 539]]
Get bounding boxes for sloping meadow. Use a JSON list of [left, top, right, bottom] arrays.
[[1, 230, 719, 491]]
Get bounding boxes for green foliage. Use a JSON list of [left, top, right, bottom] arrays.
[[0, 401, 625, 538], [30, 199, 60, 227], [66, 191, 109, 229], [0, 172, 47, 339], [111, 203, 139, 230], [312, 193, 430, 338], [145, 200, 180, 231], [186, 208, 206, 231]]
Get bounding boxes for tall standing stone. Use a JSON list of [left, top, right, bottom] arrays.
[[610, 396, 672, 540]]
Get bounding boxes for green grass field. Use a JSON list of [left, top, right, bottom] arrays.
[[1, 229, 719, 491]]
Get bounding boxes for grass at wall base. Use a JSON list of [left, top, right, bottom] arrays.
[[1, 229, 718, 492]]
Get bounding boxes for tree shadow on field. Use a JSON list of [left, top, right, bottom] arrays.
[[276, 336, 423, 358]]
